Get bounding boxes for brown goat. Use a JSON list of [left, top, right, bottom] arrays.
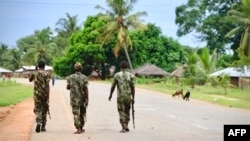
[[172, 89, 183, 98]]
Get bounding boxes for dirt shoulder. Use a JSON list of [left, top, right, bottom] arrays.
[[0, 98, 34, 141]]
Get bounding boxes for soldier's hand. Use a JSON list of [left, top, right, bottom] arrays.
[[86, 99, 89, 106], [108, 96, 112, 101]]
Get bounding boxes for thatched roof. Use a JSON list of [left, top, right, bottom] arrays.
[[132, 64, 170, 76], [170, 65, 186, 77]]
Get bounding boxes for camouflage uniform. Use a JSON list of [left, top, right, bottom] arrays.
[[30, 70, 50, 126], [66, 71, 88, 130], [112, 70, 135, 128]]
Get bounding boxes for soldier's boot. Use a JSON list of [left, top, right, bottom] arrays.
[[41, 123, 46, 132], [125, 123, 129, 132], [120, 124, 126, 133], [35, 123, 41, 133]]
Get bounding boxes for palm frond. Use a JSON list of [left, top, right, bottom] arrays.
[[227, 9, 246, 18], [225, 27, 243, 38], [125, 11, 147, 30], [240, 26, 250, 56], [113, 42, 121, 58], [95, 5, 114, 16]]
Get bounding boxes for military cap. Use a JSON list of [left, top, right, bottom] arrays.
[[74, 62, 82, 70]]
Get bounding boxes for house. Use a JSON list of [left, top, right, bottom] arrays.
[[170, 65, 186, 84], [0, 67, 12, 79], [132, 63, 170, 77], [210, 66, 250, 87], [14, 65, 53, 78]]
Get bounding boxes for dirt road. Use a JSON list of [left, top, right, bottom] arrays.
[[1, 78, 250, 141]]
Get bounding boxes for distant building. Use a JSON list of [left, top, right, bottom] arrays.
[[210, 66, 250, 88], [14, 66, 53, 78], [132, 64, 170, 77]]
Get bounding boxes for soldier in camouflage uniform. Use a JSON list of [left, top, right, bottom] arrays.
[[109, 60, 135, 133], [29, 60, 50, 133], [66, 62, 89, 134]]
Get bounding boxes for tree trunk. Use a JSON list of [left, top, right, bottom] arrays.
[[123, 43, 133, 70]]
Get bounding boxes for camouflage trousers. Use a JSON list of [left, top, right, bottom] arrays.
[[117, 96, 131, 128], [33, 97, 48, 125], [72, 105, 86, 129]]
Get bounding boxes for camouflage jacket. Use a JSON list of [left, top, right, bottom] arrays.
[[66, 72, 88, 106], [112, 70, 135, 98], [30, 70, 50, 99]]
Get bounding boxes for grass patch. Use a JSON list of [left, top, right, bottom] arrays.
[[0, 80, 33, 107], [136, 81, 250, 110], [83, 78, 250, 109]]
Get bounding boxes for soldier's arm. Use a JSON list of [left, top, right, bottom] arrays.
[[66, 77, 70, 90], [131, 74, 135, 104], [29, 73, 35, 82], [84, 86, 89, 105], [45, 79, 50, 101], [109, 79, 117, 101]]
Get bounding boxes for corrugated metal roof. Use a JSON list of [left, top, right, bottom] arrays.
[[22, 66, 53, 71], [0, 67, 12, 73], [210, 67, 250, 77]]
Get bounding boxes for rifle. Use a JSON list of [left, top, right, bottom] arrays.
[[132, 102, 135, 129], [46, 101, 51, 119]]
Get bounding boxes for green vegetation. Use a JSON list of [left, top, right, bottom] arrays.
[[1, 0, 250, 81], [0, 80, 33, 107], [1, 0, 250, 109], [133, 77, 250, 110]]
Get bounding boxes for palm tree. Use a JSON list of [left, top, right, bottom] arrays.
[[198, 47, 217, 74], [23, 27, 55, 65], [5, 48, 22, 71], [0, 43, 8, 66], [226, 0, 250, 56], [95, 0, 147, 70], [55, 13, 81, 38], [184, 50, 201, 88]]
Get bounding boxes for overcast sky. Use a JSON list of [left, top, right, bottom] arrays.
[[0, 0, 203, 48]]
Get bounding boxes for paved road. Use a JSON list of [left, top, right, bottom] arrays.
[[16, 78, 250, 141]]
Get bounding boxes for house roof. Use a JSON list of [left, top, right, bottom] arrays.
[[132, 64, 170, 76], [170, 65, 186, 77], [15, 68, 23, 72], [21, 66, 53, 71], [0, 67, 12, 73], [210, 67, 250, 77]]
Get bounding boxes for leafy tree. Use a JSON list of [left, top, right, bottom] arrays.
[[226, 0, 250, 57], [53, 57, 74, 77], [129, 23, 184, 72], [0, 43, 8, 66], [217, 74, 231, 94], [216, 54, 235, 68], [175, 0, 240, 54], [95, 0, 147, 70], [54, 16, 106, 77]]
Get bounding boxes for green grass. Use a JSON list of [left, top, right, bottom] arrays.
[[0, 80, 33, 107], [136, 82, 250, 110], [101, 77, 250, 109]]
